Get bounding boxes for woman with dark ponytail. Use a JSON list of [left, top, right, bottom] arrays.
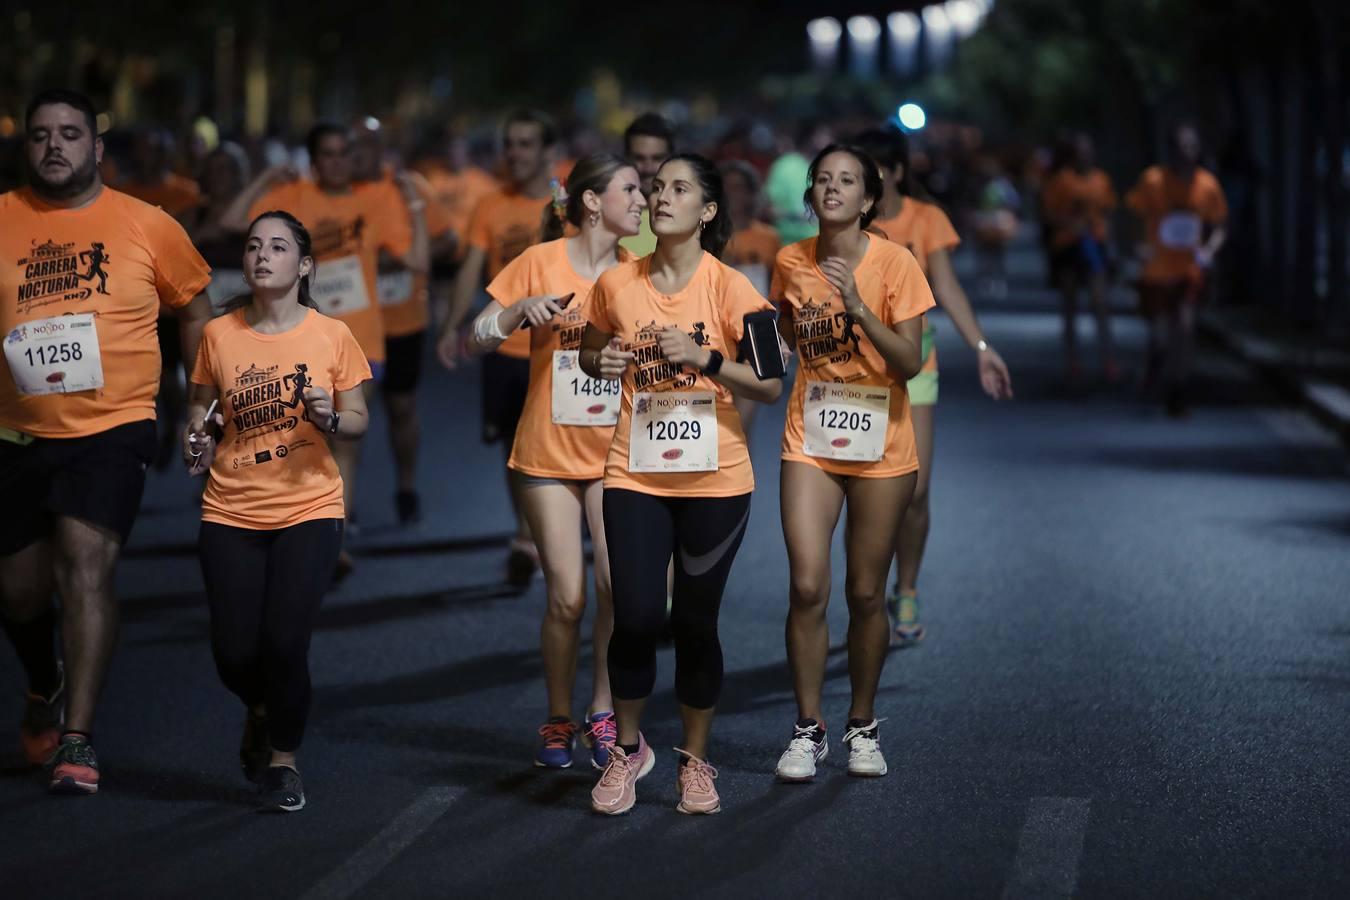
[[578, 153, 782, 816], [468, 155, 645, 771], [181, 210, 372, 812]]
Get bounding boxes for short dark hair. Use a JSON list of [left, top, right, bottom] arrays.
[[25, 89, 98, 135], [624, 113, 675, 154], [503, 109, 558, 148], [306, 122, 350, 159], [804, 144, 886, 229]]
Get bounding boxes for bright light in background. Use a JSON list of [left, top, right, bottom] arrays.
[[887, 11, 921, 77], [887, 11, 921, 42], [807, 17, 843, 43], [922, 4, 953, 67], [847, 16, 881, 78], [807, 17, 842, 73], [898, 102, 927, 131], [846, 15, 881, 42], [945, 0, 982, 39]]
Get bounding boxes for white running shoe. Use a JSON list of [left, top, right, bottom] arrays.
[[843, 719, 887, 777], [775, 719, 829, 782]]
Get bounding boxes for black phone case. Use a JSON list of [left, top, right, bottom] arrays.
[[740, 309, 786, 380]]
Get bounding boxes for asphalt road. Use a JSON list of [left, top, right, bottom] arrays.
[[2, 244, 1348, 898]]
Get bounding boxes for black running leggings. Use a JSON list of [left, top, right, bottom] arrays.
[[603, 489, 751, 709], [198, 519, 342, 752]]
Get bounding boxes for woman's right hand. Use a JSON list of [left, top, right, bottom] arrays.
[[518, 294, 566, 328], [183, 412, 224, 476], [597, 337, 634, 380]]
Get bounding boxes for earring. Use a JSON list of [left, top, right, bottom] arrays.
[[589, 211, 600, 227], [699, 220, 706, 233]]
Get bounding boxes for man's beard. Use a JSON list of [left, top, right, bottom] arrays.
[[28, 156, 99, 201]]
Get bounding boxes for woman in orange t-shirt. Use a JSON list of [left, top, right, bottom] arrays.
[[579, 155, 782, 816], [857, 127, 1014, 648], [183, 211, 372, 813], [772, 146, 931, 784], [468, 155, 645, 771]]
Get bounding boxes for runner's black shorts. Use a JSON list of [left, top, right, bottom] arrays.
[[480, 351, 530, 446], [382, 330, 425, 395], [0, 419, 156, 555]]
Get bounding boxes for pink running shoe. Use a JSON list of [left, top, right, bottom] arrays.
[[674, 749, 720, 815], [591, 733, 653, 816]]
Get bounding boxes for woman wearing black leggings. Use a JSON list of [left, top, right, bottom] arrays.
[[184, 211, 370, 812], [579, 154, 782, 815]]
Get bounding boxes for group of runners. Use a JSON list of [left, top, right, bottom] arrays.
[[1, 88, 1226, 814]]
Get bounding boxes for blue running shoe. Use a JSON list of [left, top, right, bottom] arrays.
[[584, 711, 617, 770], [534, 717, 577, 768]]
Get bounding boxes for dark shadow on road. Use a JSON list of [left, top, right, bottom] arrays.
[[1066, 444, 1348, 480]]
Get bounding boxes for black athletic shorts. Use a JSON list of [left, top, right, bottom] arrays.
[[382, 330, 425, 395], [0, 419, 156, 555], [480, 351, 530, 446]]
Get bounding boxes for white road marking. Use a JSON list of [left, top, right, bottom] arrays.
[[1002, 797, 1091, 899], [301, 786, 463, 900]]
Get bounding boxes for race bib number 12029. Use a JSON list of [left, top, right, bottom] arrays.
[[628, 391, 718, 473]]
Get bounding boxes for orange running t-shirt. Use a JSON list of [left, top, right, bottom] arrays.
[[191, 308, 372, 530], [1125, 165, 1228, 284], [420, 165, 499, 252], [466, 189, 548, 359], [369, 177, 455, 338], [118, 173, 202, 219], [1041, 168, 1117, 248], [724, 220, 782, 297], [249, 180, 412, 362], [774, 237, 935, 478], [871, 198, 958, 375], [0, 187, 211, 438], [584, 253, 772, 497], [489, 239, 629, 480]]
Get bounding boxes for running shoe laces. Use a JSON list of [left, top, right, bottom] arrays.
[[843, 721, 882, 754], [50, 736, 97, 770], [597, 747, 634, 788], [675, 750, 718, 793], [589, 714, 617, 746], [783, 723, 823, 760], [537, 720, 574, 750]]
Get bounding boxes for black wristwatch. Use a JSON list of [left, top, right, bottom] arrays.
[[702, 349, 724, 376], [328, 412, 341, 435]]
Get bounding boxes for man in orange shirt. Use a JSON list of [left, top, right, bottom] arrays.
[[437, 110, 558, 585], [352, 120, 455, 524], [222, 123, 428, 554], [0, 90, 213, 794], [1126, 123, 1228, 417], [1041, 133, 1120, 381]]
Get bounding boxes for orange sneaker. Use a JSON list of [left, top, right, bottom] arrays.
[[19, 668, 64, 766], [47, 733, 99, 795], [674, 749, 720, 815]]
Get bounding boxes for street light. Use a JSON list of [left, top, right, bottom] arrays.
[[847, 15, 881, 78], [808, 17, 842, 73], [887, 11, 920, 77], [945, 0, 982, 40], [922, 4, 953, 67]]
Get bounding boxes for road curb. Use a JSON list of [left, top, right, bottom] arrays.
[[1199, 312, 1350, 447]]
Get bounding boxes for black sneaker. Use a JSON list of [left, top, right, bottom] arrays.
[[239, 709, 270, 785], [259, 766, 305, 812], [395, 490, 421, 525], [20, 662, 65, 766], [47, 733, 100, 794]]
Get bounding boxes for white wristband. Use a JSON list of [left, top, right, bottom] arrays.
[[473, 309, 509, 345]]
